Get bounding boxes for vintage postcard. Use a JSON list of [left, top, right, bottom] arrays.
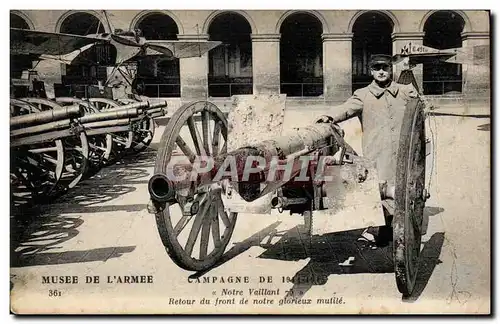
[[9, 9, 490, 315]]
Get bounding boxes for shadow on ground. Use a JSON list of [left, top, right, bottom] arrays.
[[10, 213, 136, 267], [429, 112, 490, 118], [10, 148, 159, 218], [477, 123, 490, 131], [191, 206, 445, 301], [9, 149, 157, 268]]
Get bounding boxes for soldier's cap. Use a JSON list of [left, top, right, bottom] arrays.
[[368, 54, 393, 68]]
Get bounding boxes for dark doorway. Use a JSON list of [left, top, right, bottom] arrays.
[[352, 11, 394, 92], [423, 11, 465, 95], [135, 13, 181, 98], [208, 12, 253, 97], [59, 12, 108, 98], [280, 13, 323, 97], [10, 13, 30, 29], [10, 13, 33, 83]]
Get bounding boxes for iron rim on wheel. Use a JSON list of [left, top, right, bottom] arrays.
[[393, 98, 427, 297], [10, 100, 65, 206], [18, 97, 90, 191], [152, 101, 237, 271]]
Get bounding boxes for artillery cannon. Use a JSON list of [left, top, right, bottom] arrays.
[[10, 100, 87, 205], [10, 96, 167, 208], [148, 97, 428, 297]]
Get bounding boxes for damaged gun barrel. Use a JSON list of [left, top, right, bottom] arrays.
[[149, 123, 340, 203]]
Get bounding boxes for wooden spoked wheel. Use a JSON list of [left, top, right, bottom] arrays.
[[84, 98, 122, 164], [55, 97, 117, 168], [17, 97, 64, 111], [10, 142, 65, 206], [16, 97, 90, 190], [10, 101, 64, 206], [87, 97, 134, 159], [153, 101, 236, 271], [88, 98, 122, 111], [107, 130, 134, 160], [58, 131, 89, 189], [10, 99, 40, 116], [393, 99, 427, 297], [90, 97, 155, 154]]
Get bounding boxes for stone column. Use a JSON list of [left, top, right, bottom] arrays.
[[322, 33, 353, 104], [461, 31, 490, 102], [177, 34, 210, 102], [251, 34, 281, 95], [392, 32, 425, 92]]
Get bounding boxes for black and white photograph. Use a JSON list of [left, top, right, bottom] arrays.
[[8, 8, 491, 315]]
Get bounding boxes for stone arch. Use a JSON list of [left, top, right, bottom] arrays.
[[350, 10, 395, 91], [275, 10, 329, 34], [421, 10, 467, 95], [10, 10, 35, 30], [130, 10, 184, 35], [279, 12, 324, 97], [347, 10, 400, 33], [202, 10, 256, 35], [55, 10, 109, 34], [206, 11, 254, 97], [419, 10, 472, 33], [55, 11, 111, 98], [130, 10, 182, 97]]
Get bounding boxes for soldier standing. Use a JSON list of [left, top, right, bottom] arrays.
[[317, 54, 421, 246]]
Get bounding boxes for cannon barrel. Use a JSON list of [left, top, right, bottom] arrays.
[[149, 107, 167, 118], [80, 118, 132, 129], [10, 119, 72, 137], [10, 105, 83, 128], [102, 101, 150, 113], [150, 112, 166, 119], [146, 101, 168, 109], [211, 122, 339, 177], [145, 107, 166, 115], [149, 123, 341, 203], [149, 173, 176, 203], [79, 108, 140, 124], [245, 123, 336, 157]]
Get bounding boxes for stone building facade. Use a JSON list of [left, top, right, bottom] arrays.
[[10, 9, 490, 105]]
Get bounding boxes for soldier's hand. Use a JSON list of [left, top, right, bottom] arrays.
[[315, 115, 334, 124], [315, 115, 345, 137]]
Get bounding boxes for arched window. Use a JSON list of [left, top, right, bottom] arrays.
[[423, 11, 465, 95], [279, 13, 323, 97], [351, 11, 394, 92], [135, 13, 181, 98], [10, 13, 30, 29], [10, 12, 33, 96], [59, 12, 108, 98]]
